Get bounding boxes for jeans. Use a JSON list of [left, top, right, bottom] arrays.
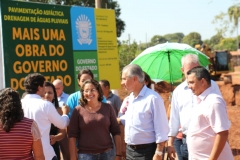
[[174, 138, 183, 160], [78, 148, 115, 160], [126, 143, 156, 160], [180, 137, 188, 160]]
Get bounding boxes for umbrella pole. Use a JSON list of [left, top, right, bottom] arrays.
[[167, 51, 173, 92]]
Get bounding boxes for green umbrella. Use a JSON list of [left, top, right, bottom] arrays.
[[131, 42, 210, 84]]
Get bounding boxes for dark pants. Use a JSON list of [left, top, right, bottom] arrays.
[[52, 142, 60, 160], [126, 143, 156, 160], [174, 138, 183, 160], [59, 135, 70, 160], [52, 156, 58, 160], [180, 137, 188, 160]]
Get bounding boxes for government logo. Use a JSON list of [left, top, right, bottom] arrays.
[[76, 14, 92, 45]]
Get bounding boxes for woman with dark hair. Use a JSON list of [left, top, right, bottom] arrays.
[[43, 81, 66, 160], [68, 79, 122, 160], [66, 69, 107, 117], [0, 88, 44, 159], [144, 71, 152, 88]]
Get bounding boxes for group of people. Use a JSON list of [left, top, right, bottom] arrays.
[[0, 53, 234, 160], [167, 54, 233, 160]]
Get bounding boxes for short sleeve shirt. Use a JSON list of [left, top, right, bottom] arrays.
[[187, 87, 233, 160]]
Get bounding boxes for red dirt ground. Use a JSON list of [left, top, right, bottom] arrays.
[[118, 79, 240, 159]]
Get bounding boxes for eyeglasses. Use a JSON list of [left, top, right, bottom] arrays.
[[83, 88, 97, 94]]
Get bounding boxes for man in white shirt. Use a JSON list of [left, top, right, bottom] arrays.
[[167, 54, 222, 160], [22, 73, 69, 160], [186, 66, 233, 160], [120, 64, 169, 160]]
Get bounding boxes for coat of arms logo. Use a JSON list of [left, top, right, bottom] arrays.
[[76, 14, 92, 45]]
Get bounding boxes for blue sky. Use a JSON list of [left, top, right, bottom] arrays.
[[118, 0, 237, 43]]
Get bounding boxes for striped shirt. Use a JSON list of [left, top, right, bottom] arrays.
[[0, 117, 34, 160]]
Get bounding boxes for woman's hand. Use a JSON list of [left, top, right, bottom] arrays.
[[50, 135, 57, 145], [50, 128, 66, 145]]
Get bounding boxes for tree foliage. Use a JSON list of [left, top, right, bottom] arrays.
[[214, 38, 237, 51], [212, 12, 231, 37], [182, 32, 202, 47], [205, 34, 224, 50], [228, 4, 240, 49], [163, 33, 184, 43], [118, 41, 138, 72], [150, 35, 167, 46], [22, 0, 125, 38], [228, 5, 240, 26], [212, 4, 240, 49]]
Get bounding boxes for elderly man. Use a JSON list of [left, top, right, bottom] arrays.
[[186, 66, 233, 160], [53, 79, 70, 160], [167, 54, 222, 160], [119, 64, 169, 160], [53, 79, 69, 107]]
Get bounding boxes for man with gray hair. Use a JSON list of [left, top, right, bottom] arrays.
[[119, 64, 169, 160], [167, 54, 222, 160], [53, 79, 69, 107], [52, 79, 70, 160]]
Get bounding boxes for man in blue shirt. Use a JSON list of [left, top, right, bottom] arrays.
[[53, 79, 69, 107], [99, 79, 122, 116], [53, 79, 70, 160], [119, 64, 169, 160]]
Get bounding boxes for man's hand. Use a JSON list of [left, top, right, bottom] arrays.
[[167, 145, 176, 160], [116, 118, 122, 125], [153, 154, 162, 160], [209, 130, 229, 160]]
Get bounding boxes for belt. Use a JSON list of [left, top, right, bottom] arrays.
[[183, 134, 187, 138], [84, 148, 112, 155], [128, 143, 155, 150]]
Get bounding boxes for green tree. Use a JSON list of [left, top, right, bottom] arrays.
[[182, 32, 202, 47], [203, 39, 210, 46], [23, 0, 125, 38], [212, 12, 231, 37], [228, 5, 240, 49], [205, 33, 224, 49], [164, 32, 184, 43], [214, 38, 236, 50], [150, 35, 167, 46], [118, 41, 138, 72]]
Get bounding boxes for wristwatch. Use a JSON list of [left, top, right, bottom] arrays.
[[155, 150, 163, 156]]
